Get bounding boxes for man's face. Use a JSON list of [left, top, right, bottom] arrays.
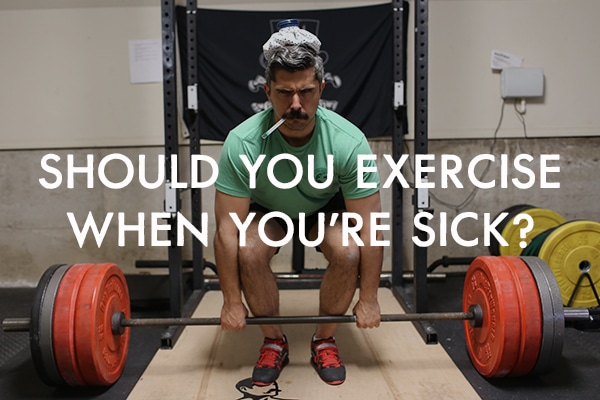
[[264, 66, 324, 145]]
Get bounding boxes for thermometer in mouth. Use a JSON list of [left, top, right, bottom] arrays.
[[262, 118, 286, 139]]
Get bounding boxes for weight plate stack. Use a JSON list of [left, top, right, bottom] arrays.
[[489, 205, 533, 256], [489, 205, 566, 257], [501, 207, 566, 256], [521, 227, 559, 257], [537, 220, 600, 307]]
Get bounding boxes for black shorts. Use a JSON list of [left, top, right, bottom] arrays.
[[248, 191, 346, 248]]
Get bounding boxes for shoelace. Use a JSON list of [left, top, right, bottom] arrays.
[[314, 344, 342, 368], [257, 344, 284, 368]]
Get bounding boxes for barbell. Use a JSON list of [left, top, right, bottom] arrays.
[[1, 256, 596, 387]]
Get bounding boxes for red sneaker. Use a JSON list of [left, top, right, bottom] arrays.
[[310, 337, 346, 385], [252, 336, 289, 386]]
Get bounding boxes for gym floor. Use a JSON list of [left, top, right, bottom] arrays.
[[0, 273, 598, 400]]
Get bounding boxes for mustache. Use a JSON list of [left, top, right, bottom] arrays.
[[282, 110, 309, 120]]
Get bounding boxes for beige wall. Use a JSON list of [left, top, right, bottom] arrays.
[[1, 0, 599, 149]]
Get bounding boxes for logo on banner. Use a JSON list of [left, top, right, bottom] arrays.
[[248, 19, 342, 114]]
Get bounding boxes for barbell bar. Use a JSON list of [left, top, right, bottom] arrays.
[[0, 256, 597, 387], [1, 307, 590, 332], [5, 306, 593, 333], [2, 308, 483, 334]]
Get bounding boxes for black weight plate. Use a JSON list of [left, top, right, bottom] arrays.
[[520, 256, 564, 375], [30, 264, 70, 386], [489, 204, 534, 256]]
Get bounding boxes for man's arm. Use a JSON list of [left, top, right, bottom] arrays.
[[345, 191, 384, 328], [214, 190, 251, 331]]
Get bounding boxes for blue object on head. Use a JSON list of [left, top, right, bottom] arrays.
[[277, 19, 299, 30]]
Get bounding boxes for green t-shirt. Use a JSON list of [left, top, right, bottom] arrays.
[[216, 107, 380, 219]]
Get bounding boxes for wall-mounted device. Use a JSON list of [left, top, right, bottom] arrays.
[[501, 67, 544, 98]]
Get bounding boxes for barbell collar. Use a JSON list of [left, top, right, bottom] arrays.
[[564, 307, 593, 322], [469, 304, 484, 328], [1, 317, 31, 332]]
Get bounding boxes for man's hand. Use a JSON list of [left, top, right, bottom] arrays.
[[353, 299, 381, 329], [220, 302, 249, 331]]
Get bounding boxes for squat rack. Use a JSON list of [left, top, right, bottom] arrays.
[[152, 0, 433, 347]]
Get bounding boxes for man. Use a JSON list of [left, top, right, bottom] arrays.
[[214, 19, 383, 386]]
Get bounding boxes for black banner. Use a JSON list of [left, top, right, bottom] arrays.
[[177, 4, 402, 141]]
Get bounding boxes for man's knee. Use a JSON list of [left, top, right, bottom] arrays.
[[326, 242, 361, 270], [238, 240, 273, 270], [239, 219, 282, 268]]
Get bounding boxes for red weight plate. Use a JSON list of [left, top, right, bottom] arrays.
[[504, 257, 543, 376], [75, 263, 131, 386], [52, 264, 93, 386], [463, 256, 521, 377]]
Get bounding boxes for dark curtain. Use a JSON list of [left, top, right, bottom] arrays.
[[177, 4, 404, 141]]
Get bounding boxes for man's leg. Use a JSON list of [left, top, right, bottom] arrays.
[[313, 217, 360, 338], [238, 213, 285, 338], [309, 216, 360, 385], [238, 213, 288, 386]]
